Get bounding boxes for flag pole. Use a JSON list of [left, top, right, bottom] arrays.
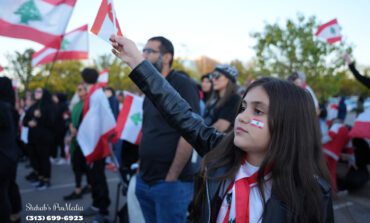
[[44, 40, 62, 89], [112, 0, 117, 35]]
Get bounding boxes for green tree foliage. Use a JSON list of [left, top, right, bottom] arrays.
[[6, 48, 34, 92], [251, 14, 360, 100], [29, 61, 83, 97]]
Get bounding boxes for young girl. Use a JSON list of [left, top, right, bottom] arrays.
[[110, 36, 334, 223]]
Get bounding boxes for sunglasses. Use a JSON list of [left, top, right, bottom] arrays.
[[211, 72, 223, 80], [142, 48, 160, 54]]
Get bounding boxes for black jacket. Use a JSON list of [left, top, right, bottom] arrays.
[[129, 61, 334, 223], [23, 101, 55, 145], [349, 62, 370, 88]]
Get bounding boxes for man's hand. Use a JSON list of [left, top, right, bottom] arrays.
[[110, 35, 144, 69], [70, 126, 77, 137]]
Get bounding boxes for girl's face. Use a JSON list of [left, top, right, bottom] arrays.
[[234, 86, 271, 154], [34, 88, 43, 100], [201, 78, 212, 93], [212, 73, 229, 91]]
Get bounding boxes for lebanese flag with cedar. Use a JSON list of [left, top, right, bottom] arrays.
[[113, 91, 143, 145], [0, 0, 76, 48], [349, 108, 370, 139], [77, 84, 116, 163], [32, 24, 88, 66], [315, 19, 342, 44], [91, 0, 123, 43], [98, 69, 109, 86]]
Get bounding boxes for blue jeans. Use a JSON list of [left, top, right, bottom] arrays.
[[135, 174, 193, 223]]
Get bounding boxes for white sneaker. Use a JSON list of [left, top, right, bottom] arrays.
[[56, 158, 68, 165]]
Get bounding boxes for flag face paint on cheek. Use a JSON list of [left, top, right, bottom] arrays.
[[250, 118, 264, 129]]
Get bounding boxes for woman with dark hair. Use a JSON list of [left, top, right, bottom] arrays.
[[0, 77, 22, 223], [23, 87, 55, 190], [201, 73, 213, 103], [204, 65, 241, 132], [51, 93, 69, 164], [110, 36, 333, 223]]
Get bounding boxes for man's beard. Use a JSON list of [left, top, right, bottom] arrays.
[[152, 55, 163, 72]]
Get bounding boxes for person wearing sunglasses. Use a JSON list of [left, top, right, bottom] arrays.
[[134, 36, 200, 222], [203, 65, 242, 132]]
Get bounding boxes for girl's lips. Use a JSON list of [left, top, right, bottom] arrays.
[[236, 126, 248, 133]]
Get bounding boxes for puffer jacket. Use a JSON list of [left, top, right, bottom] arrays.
[[129, 60, 334, 223]]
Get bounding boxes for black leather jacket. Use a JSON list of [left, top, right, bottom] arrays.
[[129, 61, 334, 223]]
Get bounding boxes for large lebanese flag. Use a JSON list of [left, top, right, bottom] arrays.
[[349, 108, 370, 139], [113, 91, 143, 145], [97, 69, 109, 85], [91, 0, 123, 43], [0, 0, 77, 48], [77, 85, 116, 163], [315, 19, 342, 44], [32, 24, 88, 66]]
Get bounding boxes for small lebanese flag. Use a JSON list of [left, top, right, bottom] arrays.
[[0, 65, 4, 72], [113, 91, 143, 145], [349, 108, 370, 139], [315, 19, 342, 44], [77, 85, 116, 163], [98, 69, 109, 85], [327, 103, 339, 121], [250, 118, 264, 129], [0, 0, 77, 48], [91, 0, 123, 43], [32, 24, 89, 67]]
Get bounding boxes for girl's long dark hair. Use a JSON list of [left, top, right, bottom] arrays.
[[194, 77, 330, 223], [207, 80, 238, 109]]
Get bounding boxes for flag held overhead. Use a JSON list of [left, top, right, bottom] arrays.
[[315, 19, 342, 44], [91, 0, 123, 43], [0, 0, 77, 48], [32, 24, 89, 67]]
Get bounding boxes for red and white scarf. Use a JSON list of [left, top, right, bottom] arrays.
[[216, 161, 271, 223]]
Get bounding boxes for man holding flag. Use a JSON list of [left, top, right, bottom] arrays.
[[77, 68, 116, 221]]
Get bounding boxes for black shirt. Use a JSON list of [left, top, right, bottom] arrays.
[[139, 70, 200, 184], [203, 93, 241, 127]]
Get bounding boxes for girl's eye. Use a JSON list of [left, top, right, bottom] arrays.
[[239, 105, 246, 113], [254, 109, 263, 115]]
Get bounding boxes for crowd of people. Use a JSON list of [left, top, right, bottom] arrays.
[[0, 35, 369, 223]]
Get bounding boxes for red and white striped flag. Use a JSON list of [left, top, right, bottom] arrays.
[[98, 69, 109, 85], [32, 24, 89, 67], [77, 85, 116, 163], [315, 19, 342, 44], [91, 0, 123, 43], [114, 91, 143, 145], [0, 0, 77, 48], [349, 108, 370, 139]]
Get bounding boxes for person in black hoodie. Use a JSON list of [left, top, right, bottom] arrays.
[[0, 76, 22, 223], [23, 88, 55, 190], [51, 93, 69, 163]]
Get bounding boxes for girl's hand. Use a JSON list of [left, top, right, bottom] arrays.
[[110, 35, 144, 69], [343, 53, 352, 65]]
